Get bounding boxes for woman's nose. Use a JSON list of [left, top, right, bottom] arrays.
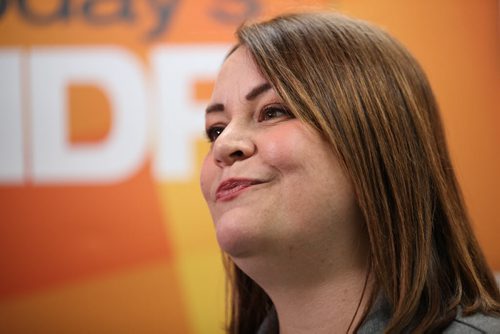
[[213, 125, 255, 167]]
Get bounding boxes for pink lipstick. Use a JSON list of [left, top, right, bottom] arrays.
[[216, 178, 263, 201]]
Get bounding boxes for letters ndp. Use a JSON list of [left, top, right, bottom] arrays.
[[1, 45, 228, 182]]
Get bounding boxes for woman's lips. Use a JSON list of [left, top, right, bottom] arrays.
[[216, 178, 264, 201]]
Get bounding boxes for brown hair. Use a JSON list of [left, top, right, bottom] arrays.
[[223, 12, 500, 333]]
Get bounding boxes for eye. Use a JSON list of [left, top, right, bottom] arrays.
[[260, 105, 293, 121], [205, 126, 224, 143]]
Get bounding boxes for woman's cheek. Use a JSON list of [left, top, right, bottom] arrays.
[[200, 155, 216, 202], [259, 122, 308, 170]]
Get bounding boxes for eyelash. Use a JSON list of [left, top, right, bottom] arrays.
[[259, 105, 292, 122], [205, 126, 224, 143], [205, 105, 293, 143]]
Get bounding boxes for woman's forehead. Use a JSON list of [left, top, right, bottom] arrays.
[[211, 46, 268, 102]]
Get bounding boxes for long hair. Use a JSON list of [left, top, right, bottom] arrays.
[[224, 12, 500, 333]]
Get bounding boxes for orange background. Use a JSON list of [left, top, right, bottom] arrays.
[[0, 1, 498, 333]]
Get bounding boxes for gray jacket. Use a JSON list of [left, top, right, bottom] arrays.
[[257, 298, 500, 333], [359, 297, 500, 333]]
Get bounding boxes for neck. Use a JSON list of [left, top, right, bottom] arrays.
[[273, 262, 372, 334], [233, 237, 372, 334]]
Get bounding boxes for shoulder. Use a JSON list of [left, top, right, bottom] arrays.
[[358, 294, 500, 334], [443, 311, 500, 334]]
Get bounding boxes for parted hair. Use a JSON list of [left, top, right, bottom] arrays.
[[223, 12, 500, 334]]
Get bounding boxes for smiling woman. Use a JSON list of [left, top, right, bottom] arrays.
[[200, 12, 500, 334], [202, 46, 362, 262]]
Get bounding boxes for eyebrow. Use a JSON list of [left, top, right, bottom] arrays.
[[205, 103, 224, 114], [205, 82, 272, 114], [245, 82, 271, 100]]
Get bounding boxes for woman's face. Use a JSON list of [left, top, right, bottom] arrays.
[[200, 46, 363, 260]]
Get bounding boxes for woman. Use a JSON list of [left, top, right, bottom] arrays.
[[200, 12, 500, 333]]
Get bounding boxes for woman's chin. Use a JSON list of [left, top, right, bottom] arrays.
[[215, 215, 264, 259]]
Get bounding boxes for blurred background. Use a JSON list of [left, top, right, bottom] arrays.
[[0, 0, 498, 333]]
